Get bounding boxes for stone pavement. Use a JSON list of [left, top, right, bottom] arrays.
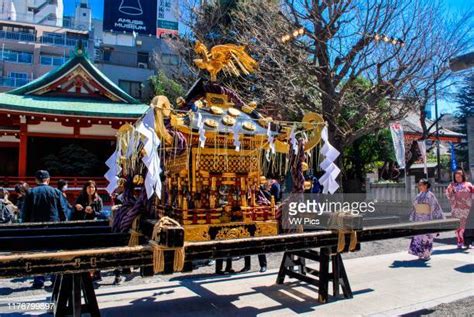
[[0, 245, 472, 316]]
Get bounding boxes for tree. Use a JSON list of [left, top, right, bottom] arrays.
[[403, 11, 473, 171], [457, 74, 474, 129], [143, 71, 185, 104], [177, 0, 314, 120], [179, 0, 472, 189], [455, 74, 474, 165], [278, 0, 473, 150], [42, 144, 101, 176], [343, 128, 395, 187]]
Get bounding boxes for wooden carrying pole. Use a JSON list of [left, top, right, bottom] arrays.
[[0, 219, 459, 278]]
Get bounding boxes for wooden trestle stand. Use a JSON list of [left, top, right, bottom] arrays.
[[51, 273, 100, 317], [277, 247, 354, 303]]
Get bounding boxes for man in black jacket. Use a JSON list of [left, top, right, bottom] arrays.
[[22, 170, 66, 223], [21, 170, 66, 288]]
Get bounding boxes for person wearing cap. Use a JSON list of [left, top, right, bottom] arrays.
[[21, 170, 67, 288], [21, 170, 67, 223]]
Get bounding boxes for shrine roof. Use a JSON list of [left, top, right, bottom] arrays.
[[0, 94, 148, 118], [0, 42, 149, 117]]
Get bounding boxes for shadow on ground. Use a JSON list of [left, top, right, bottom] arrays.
[[390, 259, 431, 268], [96, 276, 373, 317], [454, 264, 474, 274]]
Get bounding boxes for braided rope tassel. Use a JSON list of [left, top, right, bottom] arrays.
[[337, 230, 346, 253], [151, 241, 165, 273], [150, 216, 185, 274], [128, 215, 143, 247], [173, 248, 185, 272], [349, 230, 358, 252]]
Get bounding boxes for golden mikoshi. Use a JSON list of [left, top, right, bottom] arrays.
[[116, 41, 326, 242]]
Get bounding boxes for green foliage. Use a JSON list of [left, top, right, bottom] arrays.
[[456, 74, 474, 128], [339, 77, 390, 130], [455, 74, 474, 165], [340, 78, 393, 183], [146, 71, 185, 104], [42, 144, 101, 176], [343, 128, 395, 181]]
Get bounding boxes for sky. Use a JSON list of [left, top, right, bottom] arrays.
[[64, 0, 473, 18], [64, 0, 473, 115]]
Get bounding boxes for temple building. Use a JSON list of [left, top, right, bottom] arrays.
[[0, 44, 148, 180]]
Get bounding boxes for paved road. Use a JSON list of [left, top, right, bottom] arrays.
[[0, 232, 472, 316]]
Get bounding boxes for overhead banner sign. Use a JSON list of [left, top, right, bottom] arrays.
[[157, 0, 179, 37], [103, 0, 157, 35]]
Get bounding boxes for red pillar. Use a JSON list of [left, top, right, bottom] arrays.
[[18, 121, 27, 177]]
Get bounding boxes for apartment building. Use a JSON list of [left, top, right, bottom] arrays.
[[0, 0, 63, 27], [0, 0, 183, 99], [0, 20, 92, 92], [92, 17, 182, 100]]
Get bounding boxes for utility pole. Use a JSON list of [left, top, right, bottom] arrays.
[[433, 65, 441, 182]]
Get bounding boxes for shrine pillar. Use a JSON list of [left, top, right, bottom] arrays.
[[18, 117, 27, 177]]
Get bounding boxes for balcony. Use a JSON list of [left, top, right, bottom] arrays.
[[0, 76, 31, 88], [40, 34, 89, 48], [0, 30, 36, 43], [0, 30, 89, 49]]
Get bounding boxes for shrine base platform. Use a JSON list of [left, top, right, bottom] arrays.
[[0, 244, 472, 316]]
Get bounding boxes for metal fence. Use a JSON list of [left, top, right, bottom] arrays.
[[40, 35, 88, 48], [0, 30, 36, 42], [0, 30, 89, 49]]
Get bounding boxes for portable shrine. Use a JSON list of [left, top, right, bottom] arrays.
[[112, 41, 326, 242]]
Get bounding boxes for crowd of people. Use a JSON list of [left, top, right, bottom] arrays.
[[0, 170, 105, 288], [0, 170, 105, 226]]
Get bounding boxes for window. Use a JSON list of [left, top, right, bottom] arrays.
[[103, 49, 111, 62], [161, 53, 179, 66], [137, 52, 149, 67], [8, 72, 29, 87], [0, 50, 33, 64], [18, 52, 33, 63], [119, 80, 142, 99], [40, 54, 66, 66], [9, 72, 28, 79]]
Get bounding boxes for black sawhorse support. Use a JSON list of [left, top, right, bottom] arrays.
[[276, 247, 353, 303], [51, 272, 100, 317]]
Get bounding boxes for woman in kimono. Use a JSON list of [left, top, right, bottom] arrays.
[[408, 179, 445, 260], [445, 169, 473, 248]]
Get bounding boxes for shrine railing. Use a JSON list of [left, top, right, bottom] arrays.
[[0, 176, 112, 206]]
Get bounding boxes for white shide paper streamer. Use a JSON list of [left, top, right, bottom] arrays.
[[104, 143, 122, 195], [318, 126, 340, 194], [136, 109, 162, 199]]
